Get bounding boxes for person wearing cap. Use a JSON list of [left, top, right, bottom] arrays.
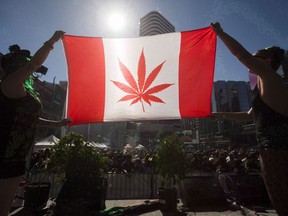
[[0, 31, 71, 216], [210, 22, 288, 216]]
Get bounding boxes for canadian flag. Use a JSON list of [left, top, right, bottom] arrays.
[[63, 26, 216, 125]]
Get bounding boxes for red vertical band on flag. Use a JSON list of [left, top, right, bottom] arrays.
[[179, 27, 216, 117], [63, 36, 105, 125]]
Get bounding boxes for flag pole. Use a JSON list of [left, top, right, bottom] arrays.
[[87, 123, 91, 141], [61, 81, 69, 138]]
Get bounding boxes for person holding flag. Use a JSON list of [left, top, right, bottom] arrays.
[[210, 22, 288, 215], [0, 31, 71, 216]]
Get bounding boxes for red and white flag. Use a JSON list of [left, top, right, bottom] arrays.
[[63, 26, 216, 125]]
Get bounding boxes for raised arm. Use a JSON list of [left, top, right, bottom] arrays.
[[2, 31, 65, 97], [17, 31, 64, 82], [30, 32, 64, 69], [211, 108, 253, 121], [210, 22, 272, 77], [210, 23, 251, 61]]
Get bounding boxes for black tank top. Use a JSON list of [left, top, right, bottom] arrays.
[[0, 86, 42, 162], [251, 87, 288, 150]]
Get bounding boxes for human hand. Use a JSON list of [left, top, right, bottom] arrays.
[[49, 30, 66, 44], [210, 22, 223, 34], [56, 118, 72, 127]]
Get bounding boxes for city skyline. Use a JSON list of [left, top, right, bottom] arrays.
[[1, 0, 287, 84]]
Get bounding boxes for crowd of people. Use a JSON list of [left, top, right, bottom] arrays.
[[29, 143, 261, 176]]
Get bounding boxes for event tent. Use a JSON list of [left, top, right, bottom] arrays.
[[33, 135, 59, 152], [89, 142, 109, 148], [135, 144, 145, 149]]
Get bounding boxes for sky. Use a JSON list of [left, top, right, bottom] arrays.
[[1, 0, 287, 84]]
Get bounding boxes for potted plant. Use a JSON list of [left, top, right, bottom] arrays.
[[46, 132, 109, 214], [156, 134, 187, 213], [23, 181, 51, 210], [23, 149, 53, 210]]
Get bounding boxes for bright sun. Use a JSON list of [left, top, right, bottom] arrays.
[[107, 12, 126, 32]]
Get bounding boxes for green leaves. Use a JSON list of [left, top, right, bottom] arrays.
[[47, 132, 109, 181], [156, 135, 186, 188]]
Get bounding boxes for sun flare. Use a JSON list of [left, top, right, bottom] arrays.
[[107, 12, 126, 31]]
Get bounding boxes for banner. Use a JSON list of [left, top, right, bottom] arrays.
[[63, 26, 216, 125]]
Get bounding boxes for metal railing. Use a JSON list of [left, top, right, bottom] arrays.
[[27, 170, 268, 201], [106, 173, 162, 199], [28, 170, 162, 200]]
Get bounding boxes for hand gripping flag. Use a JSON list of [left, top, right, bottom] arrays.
[[63, 26, 216, 125]]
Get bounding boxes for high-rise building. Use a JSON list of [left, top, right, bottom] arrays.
[[213, 81, 229, 112], [135, 11, 187, 147], [139, 11, 175, 36], [228, 81, 251, 112], [213, 81, 251, 112], [202, 80, 255, 145], [34, 79, 67, 140]]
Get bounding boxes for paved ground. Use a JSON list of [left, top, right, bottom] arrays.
[[105, 200, 278, 216], [10, 199, 278, 216]]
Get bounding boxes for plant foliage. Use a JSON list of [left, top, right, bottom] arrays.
[[156, 134, 186, 188], [46, 132, 109, 181]]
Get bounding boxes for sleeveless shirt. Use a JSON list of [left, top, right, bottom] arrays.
[[0, 84, 42, 177], [251, 87, 288, 150]]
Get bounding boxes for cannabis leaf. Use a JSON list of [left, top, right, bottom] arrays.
[[111, 49, 174, 112]]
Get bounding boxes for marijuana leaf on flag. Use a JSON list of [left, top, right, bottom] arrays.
[[111, 49, 174, 112]]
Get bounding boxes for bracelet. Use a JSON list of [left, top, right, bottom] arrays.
[[44, 41, 54, 49]]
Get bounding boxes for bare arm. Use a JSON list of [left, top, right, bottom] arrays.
[[210, 23, 271, 77], [211, 108, 253, 121], [2, 31, 65, 98], [38, 117, 72, 128], [210, 22, 288, 116], [210, 23, 251, 61], [28, 31, 65, 76]]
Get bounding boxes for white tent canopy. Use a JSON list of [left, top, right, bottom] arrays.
[[33, 135, 59, 152], [89, 142, 109, 148], [135, 144, 145, 149]]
